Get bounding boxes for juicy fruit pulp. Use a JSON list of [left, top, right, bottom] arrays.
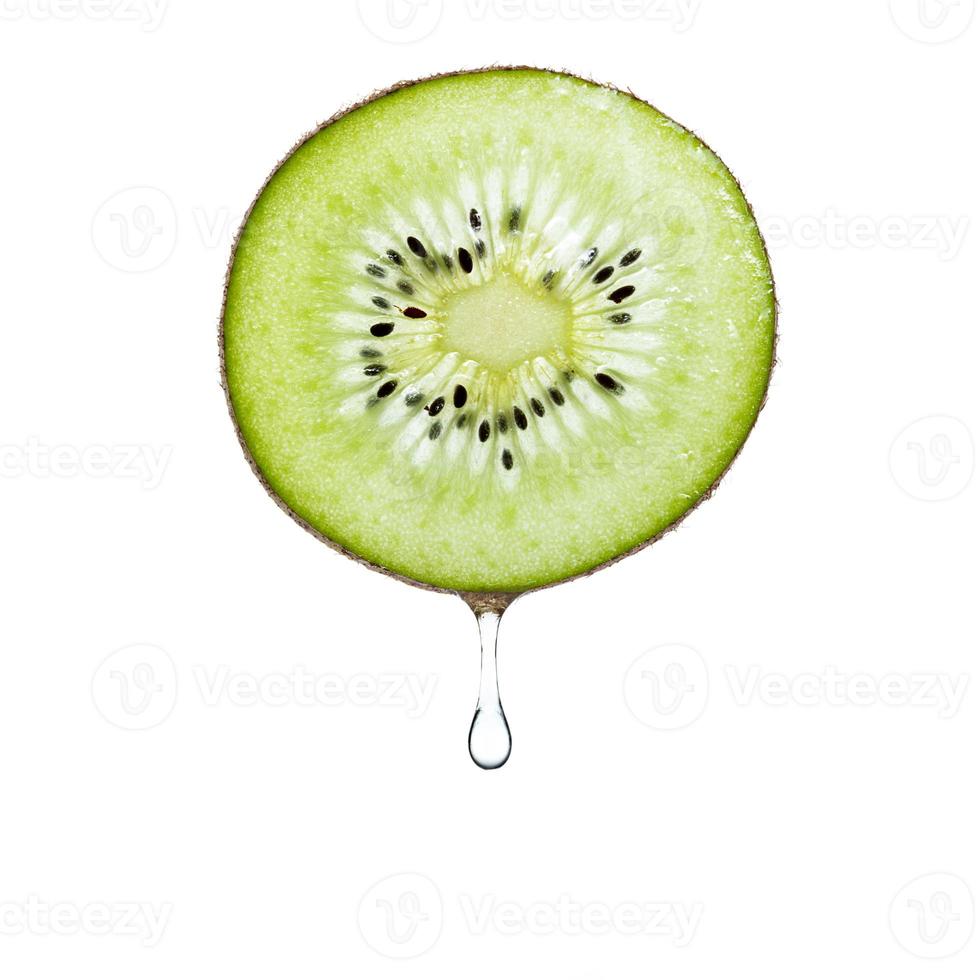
[[223, 69, 775, 593]]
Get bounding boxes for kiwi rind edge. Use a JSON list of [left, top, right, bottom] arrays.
[[218, 65, 779, 611]]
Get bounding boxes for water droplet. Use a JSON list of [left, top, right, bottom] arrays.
[[467, 605, 512, 769]]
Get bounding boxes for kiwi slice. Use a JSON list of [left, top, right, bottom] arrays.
[[221, 68, 775, 597]]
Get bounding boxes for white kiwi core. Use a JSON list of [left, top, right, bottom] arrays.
[[442, 272, 572, 371]]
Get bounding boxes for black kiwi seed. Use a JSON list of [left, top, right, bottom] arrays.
[[542, 270, 556, 289], [405, 390, 423, 406], [513, 406, 528, 430], [475, 239, 486, 258], [453, 384, 468, 408], [370, 322, 394, 337], [407, 236, 427, 258], [530, 397, 545, 417], [427, 396, 445, 417], [386, 249, 404, 266], [592, 265, 614, 284], [366, 263, 385, 278], [509, 206, 521, 233], [377, 380, 397, 398], [456, 412, 469, 428], [397, 280, 414, 295], [458, 247, 474, 273], [403, 307, 427, 319], [478, 419, 491, 442], [620, 248, 642, 266], [608, 285, 636, 304], [442, 253, 454, 271], [429, 421, 443, 440], [497, 412, 508, 434], [501, 449, 514, 470], [548, 387, 565, 406], [608, 312, 632, 324], [372, 296, 391, 310], [470, 208, 482, 231], [581, 246, 598, 268], [595, 372, 625, 394], [363, 364, 386, 376], [360, 347, 382, 358]]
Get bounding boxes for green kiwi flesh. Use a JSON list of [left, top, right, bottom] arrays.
[[222, 68, 775, 594]]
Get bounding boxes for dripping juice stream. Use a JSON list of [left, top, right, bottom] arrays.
[[463, 595, 515, 769]]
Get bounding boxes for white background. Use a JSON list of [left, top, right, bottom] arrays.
[[1, 0, 978, 976]]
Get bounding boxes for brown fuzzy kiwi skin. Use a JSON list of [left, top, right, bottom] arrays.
[[218, 66, 779, 615]]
